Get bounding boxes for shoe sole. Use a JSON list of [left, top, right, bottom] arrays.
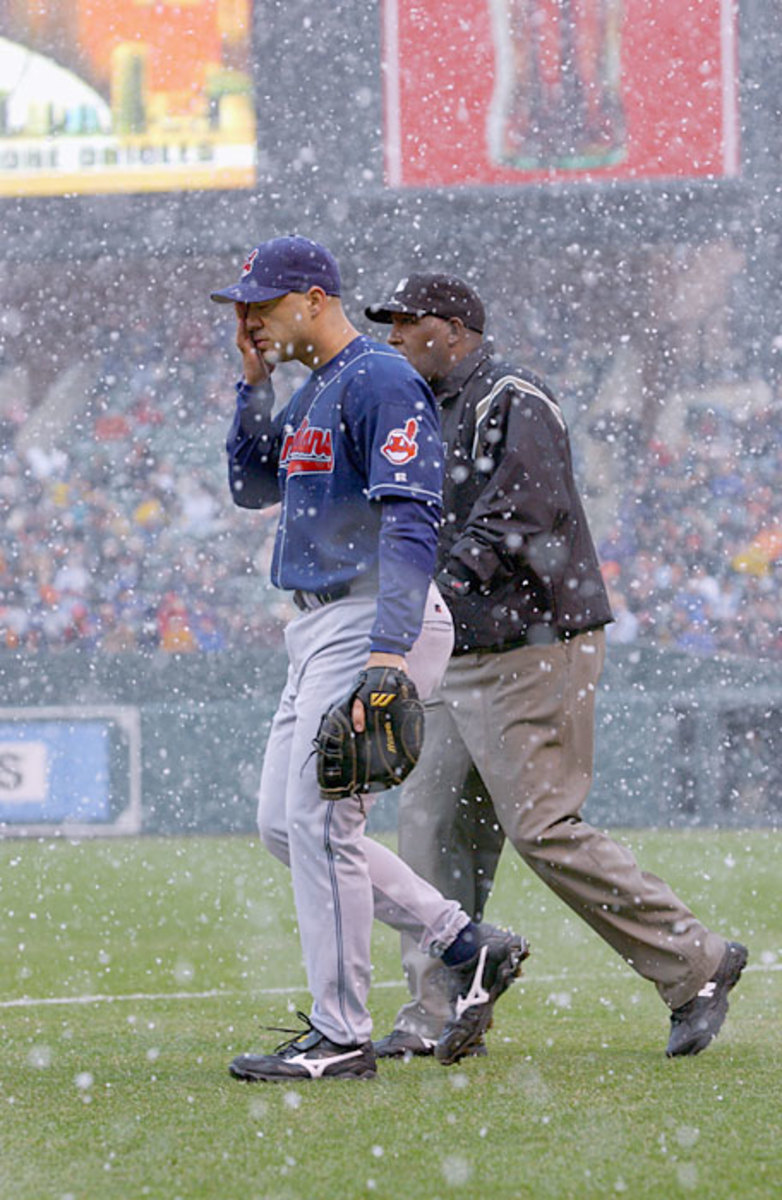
[[435, 936, 530, 1065], [373, 1033, 437, 1059], [375, 1041, 487, 1060], [666, 942, 748, 1058], [229, 1062, 377, 1081], [374, 1045, 434, 1060]]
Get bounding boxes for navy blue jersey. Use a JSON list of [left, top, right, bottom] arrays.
[[227, 335, 443, 652]]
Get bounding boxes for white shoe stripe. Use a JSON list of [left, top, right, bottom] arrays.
[[288, 1048, 365, 1079], [454, 945, 491, 1018]]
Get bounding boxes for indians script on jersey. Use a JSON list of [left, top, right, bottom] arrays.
[[280, 418, 334, 474]]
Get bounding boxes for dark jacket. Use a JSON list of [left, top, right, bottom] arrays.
[[435, 344, 613, 654]]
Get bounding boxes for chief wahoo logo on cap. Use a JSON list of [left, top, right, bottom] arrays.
[[241, 248, 259, 277]]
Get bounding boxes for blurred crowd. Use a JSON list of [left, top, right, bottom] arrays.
[[599, 404, 782, 658], [0, 281, 780, 661], [0, 296, 292, 655]]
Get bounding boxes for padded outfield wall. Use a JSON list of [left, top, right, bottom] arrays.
[[0, 646, 779, 837]]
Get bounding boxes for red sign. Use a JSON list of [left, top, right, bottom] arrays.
[[382, 0, 739, 187]]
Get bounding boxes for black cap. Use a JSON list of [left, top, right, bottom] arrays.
[[365, 272, 485, 333]]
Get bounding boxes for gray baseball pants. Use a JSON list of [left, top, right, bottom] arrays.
[[256, 584, 465, 1046], [393, 629, 727, 1039]]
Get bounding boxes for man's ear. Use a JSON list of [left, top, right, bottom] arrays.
[[447, 317, 466, 344], [305, 286, 328, 315]]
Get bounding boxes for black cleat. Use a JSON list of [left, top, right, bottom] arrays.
[[435, 923, 529, 1065], [374, 1028, 488, 1059], [666, 941, 748, 1058], [229, 1012, 376, 1081], [374, 1030, 436, 1059]]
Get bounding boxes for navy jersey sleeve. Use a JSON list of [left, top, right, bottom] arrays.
[[226, 380, 284, 510], [340, 350, 443, 652], [345, 353, 444, 507], [370, 498, 439, 654]]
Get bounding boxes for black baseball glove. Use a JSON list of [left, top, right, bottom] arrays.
[[314, 666, 424, 800]]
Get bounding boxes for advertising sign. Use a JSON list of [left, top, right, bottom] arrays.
[[0, 708, 141, 834], [382, 0, 739, 187], [0, 0, 256, 196]]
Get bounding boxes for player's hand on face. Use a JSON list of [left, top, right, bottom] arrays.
[[235, 302, 273, 387], [351, 651, 407, 733]]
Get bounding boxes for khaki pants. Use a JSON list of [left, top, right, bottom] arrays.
[[394, 630, 726, 1038]]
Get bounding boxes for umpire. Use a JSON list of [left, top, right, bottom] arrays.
[[365, 272, 747, 1060]]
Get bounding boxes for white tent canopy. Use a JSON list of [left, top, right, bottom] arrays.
[[0, 36, 112, 135]]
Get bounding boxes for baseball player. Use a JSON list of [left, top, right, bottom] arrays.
[[365, 271, 747, 1061], [211, 238, 528, 1082]]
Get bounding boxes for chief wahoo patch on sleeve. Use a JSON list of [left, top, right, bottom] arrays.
[[381, 417, 419, 466]]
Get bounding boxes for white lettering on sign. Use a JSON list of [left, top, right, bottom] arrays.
[[0, 742, 49, 802]]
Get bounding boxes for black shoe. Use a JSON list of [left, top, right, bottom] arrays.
[[229, 1012, 376, 1081], [435, 924, 529, 1066], [666, 941, 748, 1058], [374, 1029, 436, 1058], [374, 1028, 488, 1059]]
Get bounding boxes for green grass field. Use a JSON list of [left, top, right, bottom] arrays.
[[1, 829, 779, 1200]]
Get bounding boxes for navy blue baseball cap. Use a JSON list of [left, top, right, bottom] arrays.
[[210, 235, 341, 304]]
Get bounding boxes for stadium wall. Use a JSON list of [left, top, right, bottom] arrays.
[[0, 646, 779, 837]]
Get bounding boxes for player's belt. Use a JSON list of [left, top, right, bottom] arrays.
[[292, 582, 353, 612], [525, 623, 605, 645], [558, 623, 606, 640]]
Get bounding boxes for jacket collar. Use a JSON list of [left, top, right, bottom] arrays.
[[432, 342, 494, 404]]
